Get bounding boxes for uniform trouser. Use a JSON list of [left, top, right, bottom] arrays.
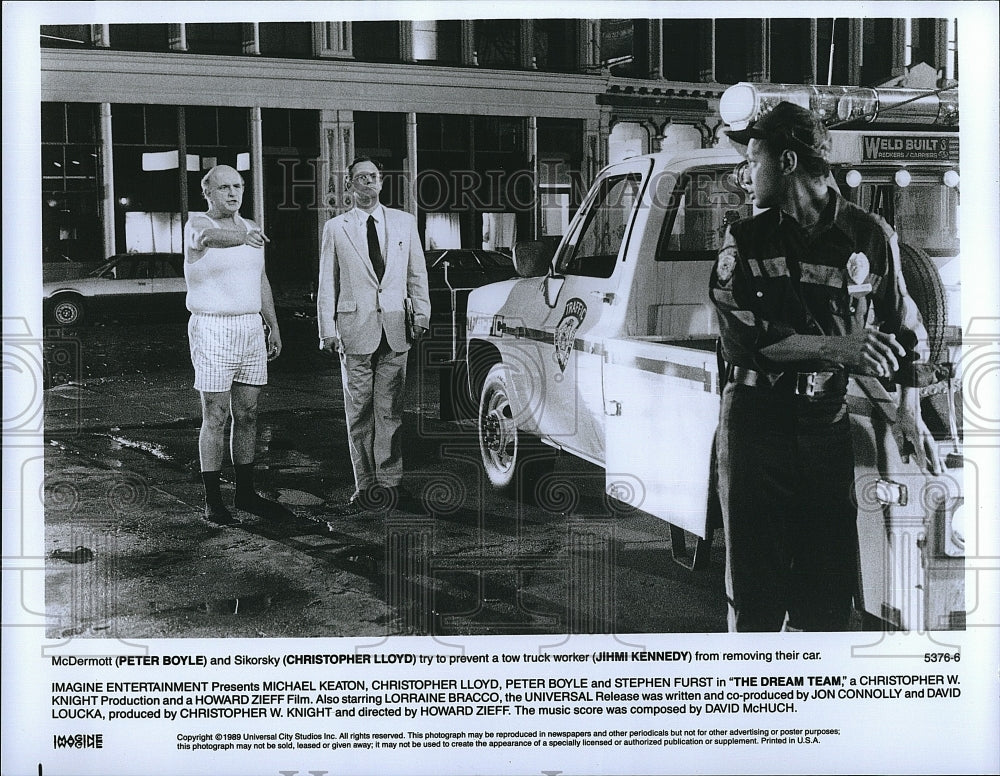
[[716, 382, 858, 632], [340, 335, 408, 491]]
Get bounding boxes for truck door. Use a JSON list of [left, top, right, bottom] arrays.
[[531, 159, 651, 462], [603, 340, 719, 537], [603, 163, 747, 535]]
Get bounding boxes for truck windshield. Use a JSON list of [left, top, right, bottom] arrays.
[[556, 172, 643, 278], [848, 179, 960, 258]]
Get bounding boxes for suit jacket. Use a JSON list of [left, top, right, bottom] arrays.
[[317, 206, 431, 354]]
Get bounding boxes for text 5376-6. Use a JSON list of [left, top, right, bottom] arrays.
[[924, 652, 960, 663]]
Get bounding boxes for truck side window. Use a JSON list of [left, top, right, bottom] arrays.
[[556, 173, 642, 278], [656, 167, 752, 261]]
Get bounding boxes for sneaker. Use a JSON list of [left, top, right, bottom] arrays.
[[235, 492, 295, 521], [204, 502, 237, 526]]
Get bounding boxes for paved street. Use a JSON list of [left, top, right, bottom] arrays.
[[42, 300, 728, 639]]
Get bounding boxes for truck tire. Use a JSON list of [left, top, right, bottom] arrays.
[[898, 242, 947, 365], [897, 242, 961, 441], [49, 295, 85, 327], [478, 363, 555, 501]]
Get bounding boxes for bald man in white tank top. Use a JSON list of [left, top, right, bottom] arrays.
[[185, 164, 293, 525]]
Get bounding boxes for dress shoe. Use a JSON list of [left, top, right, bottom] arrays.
[[204, 502, 237, 526], [234, 492, 295, 521]]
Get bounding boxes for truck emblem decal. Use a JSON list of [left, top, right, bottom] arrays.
[[554, 298, 588, 372]]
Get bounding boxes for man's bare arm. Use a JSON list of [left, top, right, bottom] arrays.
[[760, 328, 906, 378]]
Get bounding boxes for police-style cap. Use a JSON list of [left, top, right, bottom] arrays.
[[725, 101, 831, 160]]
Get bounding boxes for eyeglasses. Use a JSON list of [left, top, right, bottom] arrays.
[[351, 172, 380, 183]]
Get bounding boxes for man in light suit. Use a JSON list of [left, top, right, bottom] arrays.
[[317, 157, 431, 510]]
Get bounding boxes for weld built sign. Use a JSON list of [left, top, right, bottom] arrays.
[[861, 135, 957, 161]]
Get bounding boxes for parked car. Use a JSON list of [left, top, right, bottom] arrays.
[[43, 252, 186, 326], [424, 249, 516, 322]]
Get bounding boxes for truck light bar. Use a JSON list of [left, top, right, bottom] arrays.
[[720, 82, 959, 129]]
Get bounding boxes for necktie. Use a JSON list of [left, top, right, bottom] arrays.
[[366, 215, 385, 281]]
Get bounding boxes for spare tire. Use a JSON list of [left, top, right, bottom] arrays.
[[898, 242, 948, 365], [897, 242, 960, 443]]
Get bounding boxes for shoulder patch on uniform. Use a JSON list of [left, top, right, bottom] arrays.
[[716, 244, 738, 283]]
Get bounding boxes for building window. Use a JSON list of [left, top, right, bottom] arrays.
[[184, 106, 251, 213], [769, 19, 813, 83], [318, 22, 351, 57], [259, 22, 314, 57], [608, 122, 649, 164], [600, 19, 634, 69], [352, 21, 401, 62], [715, 19, 761, 84], [353, 112, 406, 209], [412, 20, 461, 64], [474, 20, 521, 68], [108, 24, 171, 51], [908, 18, 941, 69], [40, 25, 93, 47], [416, 113, 529, 248], [475, 116, 525, 153], [816, 18, 851, 85], [185, 23, 244, 55], [859, 18, 896, 85], [112, 104, 182, 253], [533, 19, 578, 72], [538, 118, 584, 238], [662, 19, 704, 82], [42, 103, 102, 262], [599, 19, 652, 78], [261, 109, 321, 281]]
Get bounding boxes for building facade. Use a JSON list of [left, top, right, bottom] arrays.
[[40, 17, 958, 284]]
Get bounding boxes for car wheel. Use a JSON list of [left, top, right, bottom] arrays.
[[478, 363, 555, 501], [50, 296, 85, 327]]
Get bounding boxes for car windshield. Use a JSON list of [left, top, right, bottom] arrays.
[[88, 254, 183, 279], [428, 251, 482, 270], [90, 258, 121, 277], [478, 250, 514, 269]]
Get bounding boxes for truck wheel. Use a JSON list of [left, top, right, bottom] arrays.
[[898, 242, 960, 440], [478, 363, 555, 500], [49, 295, 85, 327], [898, 242, 947, 365]]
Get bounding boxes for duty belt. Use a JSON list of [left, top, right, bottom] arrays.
[[730, 365, 847, 398]]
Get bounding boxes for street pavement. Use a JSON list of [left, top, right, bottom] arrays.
[[41, 299, 728, 640]]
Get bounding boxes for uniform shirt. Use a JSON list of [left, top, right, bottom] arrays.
[[183, 214, 264, 315], [709, 187, 935, 387]]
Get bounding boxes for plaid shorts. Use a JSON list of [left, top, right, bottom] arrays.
[[188, 313, 267, 392]]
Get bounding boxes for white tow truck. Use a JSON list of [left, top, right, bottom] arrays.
[[459, 82, 965, 631]]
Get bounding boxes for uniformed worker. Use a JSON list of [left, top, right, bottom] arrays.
[[710, 101, 943, 632]]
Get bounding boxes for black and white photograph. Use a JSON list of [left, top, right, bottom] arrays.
[[3, 2, 998, 775]]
